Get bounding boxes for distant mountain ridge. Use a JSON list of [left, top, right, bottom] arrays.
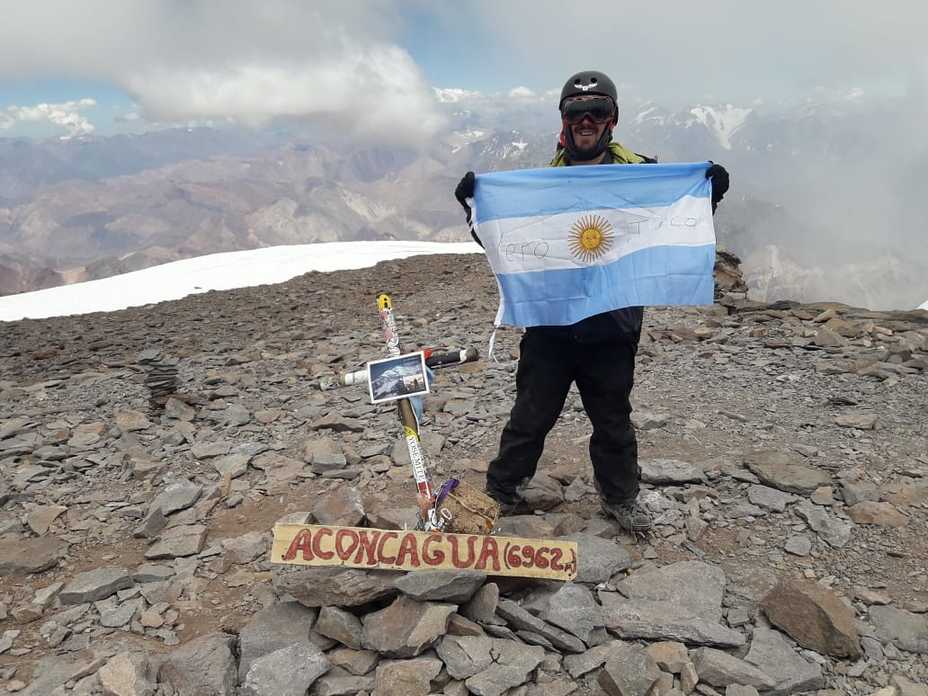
[[1, 88, 926, 309]]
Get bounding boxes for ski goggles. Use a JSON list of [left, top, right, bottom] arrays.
[[560, 96, 615, 125]]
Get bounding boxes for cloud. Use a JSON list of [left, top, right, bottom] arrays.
[[0, 98, 96, 138], [434, 88, 483, 103], [508, 86, 536, 98], [0, 1, 443, 144], [114, 110, 141, 124], [469, 0, 928, 104]]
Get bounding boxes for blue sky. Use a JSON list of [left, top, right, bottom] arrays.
[[0, 5, 530, 139], [400, 6, 515, 92], [1, 1, 925, 140], [0, 79, 136, 138]]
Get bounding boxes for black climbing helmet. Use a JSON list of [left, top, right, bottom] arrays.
[[559, 70, 618, 111]]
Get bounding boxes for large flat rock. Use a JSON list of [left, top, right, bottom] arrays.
[[394, 570, 486, 603], [241, 643, 330, 696], [598, 643, 661, 696], [615, 560, 726, 620], [461, 582, 500, 625], [315, 606, 363, 650], [496, 598, 586, 653], [14, 654, 106, 696], [273, 566, 400, 608], [464, 639, 544, 696], [238, 601, 318, 681], [436, 634, 494, 680], [761, 578, 861, 659], [743, 451, 831, 495], [600, 561, 745, 648], [373, 656, 443, 696], [869, 605, 928, 654], [60, 567, 133, 604], [745, 626, 825, 695], [144, 524, 207, 559], [747, 485, 797, 513], [312, 487, 365, 526], [794, 502, 853, 548], [149, 478, 202, 515], [98, 652, 156, 696], [640, 458, 705, 484], [159, 632, 237, 696], [361, 595, 456, 658], [0, 537, 66, 575], [691, 647, 776, 690], [562, 641, 626, 678], [562, 533, 632, 584], [600, 596, 746, 647], [540, 583, 602, 643]]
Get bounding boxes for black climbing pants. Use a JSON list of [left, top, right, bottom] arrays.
[[486, 327, 640, 505]]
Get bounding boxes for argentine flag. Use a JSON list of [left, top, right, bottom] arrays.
[[473, 162, 716, 327]]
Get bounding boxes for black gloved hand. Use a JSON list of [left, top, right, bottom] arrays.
[[705, 163, 730, 213], [454, 171, 476, 218], [454, 171, 483, 248]]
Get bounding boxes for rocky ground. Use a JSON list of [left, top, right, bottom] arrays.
[[0, 253, 927, 696]]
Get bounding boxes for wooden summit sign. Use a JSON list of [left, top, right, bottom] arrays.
[[272, 524, 578, 582]]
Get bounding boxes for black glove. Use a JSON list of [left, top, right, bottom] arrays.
[[705, 163, 729, 213], [454, 171, 483, 247], [454, 171, 475, 219]]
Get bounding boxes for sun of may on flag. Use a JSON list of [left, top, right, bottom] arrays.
[[472, 162, 717, 327]]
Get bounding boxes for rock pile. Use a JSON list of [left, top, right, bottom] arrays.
[[714, 250, 749, 300], [138, 349, 179, 415], [0, 252, 926, 695]]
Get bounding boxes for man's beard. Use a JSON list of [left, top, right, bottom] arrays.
[[565, 126, 612, 162]]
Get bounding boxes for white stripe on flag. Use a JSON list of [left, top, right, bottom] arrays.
[[477, 195, 713, 275]]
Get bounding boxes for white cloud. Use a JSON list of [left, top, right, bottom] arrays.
[[470, 0, 928, 105], [0, 98, 96, 138], [114, 110, 141, 123], [0, 1, 443, 145], [126, 47, 444, 139], [508, 86, 536, 98], [434, 87, 483, 103]]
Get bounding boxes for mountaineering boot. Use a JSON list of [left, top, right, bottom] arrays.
[[485, 488, 526, 516], [601, 497, 652, 533]]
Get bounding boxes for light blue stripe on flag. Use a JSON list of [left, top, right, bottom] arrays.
[[474, 161, 712, 224], [473, 162, 716, 328], [497, 244, 715, 326]]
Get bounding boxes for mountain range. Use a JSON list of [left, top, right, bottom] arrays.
[[1, 87, 926, 309]]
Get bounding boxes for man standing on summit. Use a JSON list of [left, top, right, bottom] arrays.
[[454, 70, 730, 533]]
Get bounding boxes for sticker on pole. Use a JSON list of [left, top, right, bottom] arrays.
[[272, 524, 579, 581], [367, 351, 430, 404]]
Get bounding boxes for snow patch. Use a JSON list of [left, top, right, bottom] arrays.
[[634, 106, 664, 125], [920, 298, 928, 310], [0, 241, 482, 322], [457, 129, 486, 139], [449, 128, 489, 154], [688, 104, 752, 149]]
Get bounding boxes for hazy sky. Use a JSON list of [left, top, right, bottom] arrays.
[[1, 0, 926, 138]]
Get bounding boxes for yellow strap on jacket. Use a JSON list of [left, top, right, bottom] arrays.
[[549, 141, 645, 167]]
